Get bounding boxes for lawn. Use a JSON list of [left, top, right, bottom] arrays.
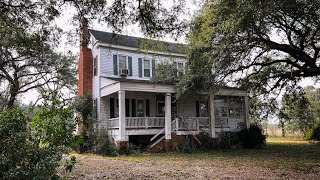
[[61, 138, 320, 179]]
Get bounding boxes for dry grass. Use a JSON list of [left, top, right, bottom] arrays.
[[60, 138, 320, 179]]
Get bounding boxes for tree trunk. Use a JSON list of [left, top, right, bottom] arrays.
[[7, 79, 19, 109], [7, 91, 18, 109]]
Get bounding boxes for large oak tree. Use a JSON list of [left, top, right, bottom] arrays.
[[184, 0, 320, 95], [0, 0, 188, 108]]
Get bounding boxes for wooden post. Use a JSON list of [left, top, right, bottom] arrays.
[[209, 95, 216, 138], [244, 95, 250, 129], [118, 90, 126, 141], [165, 93, 172, 140]]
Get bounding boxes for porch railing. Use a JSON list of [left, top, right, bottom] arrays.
[[109, 118, 119, 128], [108, 117, 165, 129], [126, 117, 165, 129], [108, 116, 229, 130]]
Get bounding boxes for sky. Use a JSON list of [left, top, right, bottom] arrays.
[[20, 1, 320, 113]]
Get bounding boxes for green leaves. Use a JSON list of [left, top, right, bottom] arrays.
[[31, 91, 76, 147], [150, 61, 179, 85], [278, 87, 315, 136], [188, 0, 320, 96]]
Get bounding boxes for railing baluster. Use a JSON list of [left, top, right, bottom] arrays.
[[145, 117, 148, 129], [197, 118, 200, 131], [176, 118, 179, 131]]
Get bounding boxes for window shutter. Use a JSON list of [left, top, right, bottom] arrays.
[[128, 56, 132, 76], [113, 55, 118, 75], [196, 101, 200, 117], [110, 98, 115, 118], [131, 99, 136, 117], [125, 99, 130, 117], [152, 59, 156, 76], [138, 58, 142, 77], [146, 99, 150, 117]]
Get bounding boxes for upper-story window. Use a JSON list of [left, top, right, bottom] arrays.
[[143, 59, 151, 77], [176, 62, 185, 77], [119, 55, 127, 73], [113, 54, 132, 76], [93, 56, 98, 76]]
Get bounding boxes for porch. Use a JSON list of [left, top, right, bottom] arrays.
[[96, 77, 249, 144]]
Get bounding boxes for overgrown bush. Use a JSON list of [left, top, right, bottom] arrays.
[[218, 132, 232, 149], [0, 108, 73, 179], [93, 129, 118, 156], [0, 92, 76, 179], [238, 124, 266, 148], [306, 123, 320, 141], [118, 143, 140, 155], [176, 135, 193, 153]]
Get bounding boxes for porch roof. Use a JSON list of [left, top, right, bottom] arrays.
[[100, 77, 247, 97]]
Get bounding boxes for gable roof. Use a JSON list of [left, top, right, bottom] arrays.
[[89, 29, 187, 54]]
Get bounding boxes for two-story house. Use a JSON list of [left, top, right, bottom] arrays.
[[78, 27, 250, 150]]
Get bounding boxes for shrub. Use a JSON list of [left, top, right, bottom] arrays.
[[238, 124, 266, 148], [70, 134, 85, 153], [0, 92, 76, 179], [118, 143, 140, 155], [0, 109, 66, 179], [218, 132, 232, 149], [93, 130, 118, 156], [306, 123, 320, 141]]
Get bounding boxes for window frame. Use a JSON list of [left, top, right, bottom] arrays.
[[143, 58, 152, 78], [176, 61, 185, 77], [118, 54, 128, 75], [156, 100, 165, 117], [93, 56, 98, 76], [198, 100, 208, 117], [136, 99, 146, 117]]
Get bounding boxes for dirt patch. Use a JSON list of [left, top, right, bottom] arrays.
[[61, 153, 320, 180]]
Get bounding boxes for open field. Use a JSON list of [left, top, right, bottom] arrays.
[[61, 138, 320, 179]]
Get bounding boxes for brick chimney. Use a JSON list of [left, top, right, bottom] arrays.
[[78, 17, 93, 96]]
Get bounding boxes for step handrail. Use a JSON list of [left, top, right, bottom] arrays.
[[150, 119, 177, 142], [150, 122, 177, 149]]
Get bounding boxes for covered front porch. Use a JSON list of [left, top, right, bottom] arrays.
[[96, 77, 249, 145]]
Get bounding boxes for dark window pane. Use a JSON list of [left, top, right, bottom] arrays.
[[125, 98, 130, 117], [131, 99, 136, 117], [110, 98, 114, 118], [144, 69, 150, 77], [146, 99, 150, 117]]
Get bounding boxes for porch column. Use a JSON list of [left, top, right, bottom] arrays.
[[165, 93, 172, 140], [209, 95, 216, 138], [244, 95, 250, 129], [118, 90, 126, 141]]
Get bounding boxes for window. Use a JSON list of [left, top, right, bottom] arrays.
[[196, 100, 208, 117], [93, 56, 98, 76], [114, 55, 132, 76], [229, 108, 242, 119], [119, 55, 127, 73], [177, 62, 185, 77], [137, 99, 145, 117], [157, 101, 165, 117], [143, 59, 151, 77], [199, 101, 208, 117]]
